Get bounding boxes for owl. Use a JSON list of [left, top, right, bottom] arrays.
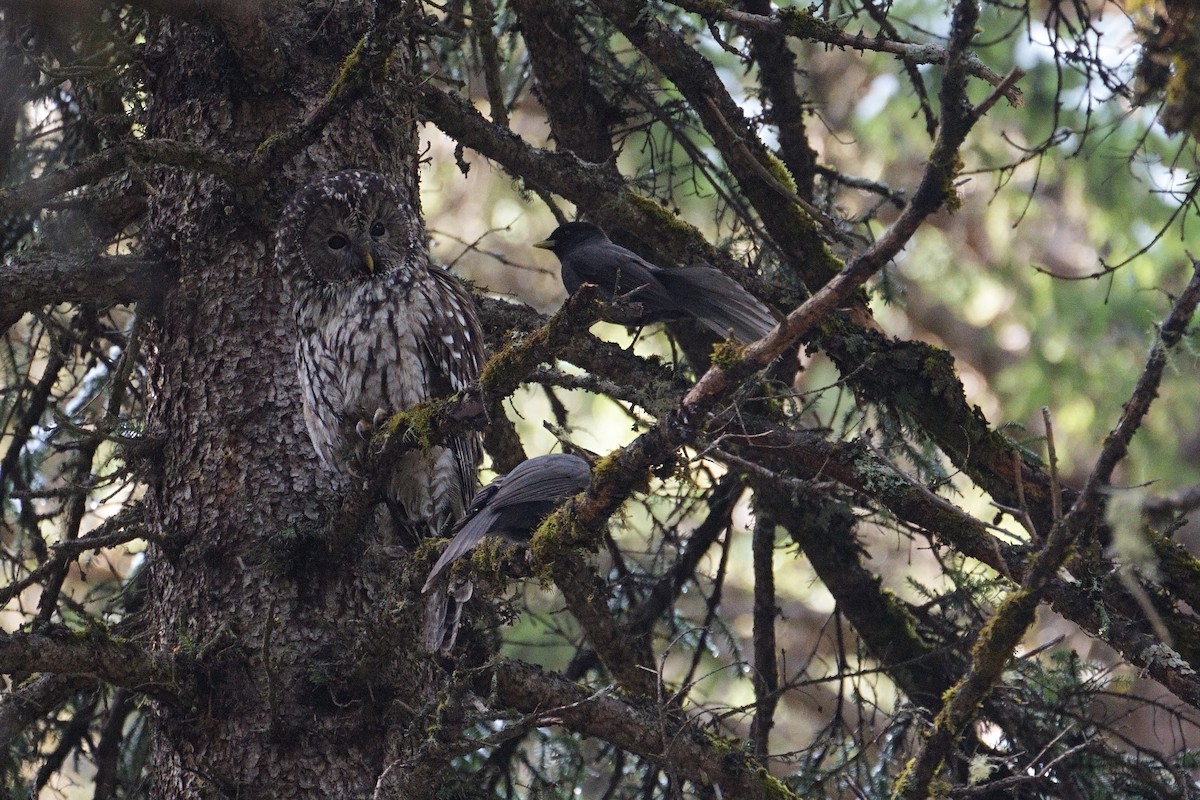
[[274, 169, 485, 546]]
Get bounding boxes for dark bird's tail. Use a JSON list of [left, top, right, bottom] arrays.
[[420, 453, 592, 653], [658, 267, 777, 343]]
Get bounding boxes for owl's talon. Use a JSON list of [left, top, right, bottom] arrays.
[[373, 408, 389, 426], [355, 420, 372, 440]]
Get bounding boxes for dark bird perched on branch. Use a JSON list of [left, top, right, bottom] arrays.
[[421, 453, 593, 652], [534, 221, 777, 344]]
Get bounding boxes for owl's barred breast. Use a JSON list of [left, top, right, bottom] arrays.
[[292, 268, 482, 536], [295, 278, 415, 471]]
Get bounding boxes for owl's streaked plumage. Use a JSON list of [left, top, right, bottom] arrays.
[[275, 170, 484, 546]]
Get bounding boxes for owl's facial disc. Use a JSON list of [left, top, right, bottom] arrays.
[[309, 219, 386, 281], [291, 178, 411, 284]]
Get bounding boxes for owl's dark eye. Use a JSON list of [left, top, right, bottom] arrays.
[[327, 233, 349, 250], [369, 221, 386, 238]]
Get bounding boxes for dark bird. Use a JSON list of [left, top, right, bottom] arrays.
[[421, 453, 592, 652], [534, 221, 777, 344], [422, 453, 592, 592]]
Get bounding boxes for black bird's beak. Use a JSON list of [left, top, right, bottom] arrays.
[[533, 238, 555, 251]]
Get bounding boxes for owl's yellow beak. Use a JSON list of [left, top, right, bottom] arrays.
[[533, 238, 554, 250], [355, 243, 375, 274]]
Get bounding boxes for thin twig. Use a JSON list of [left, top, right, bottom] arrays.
[[1008, 450, 1039, 538], [1067, 259, 1200, 527], [1043, 407, 1062, 523]]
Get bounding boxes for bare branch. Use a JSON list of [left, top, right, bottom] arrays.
[[667, 0, 1024, 106], [1070, 259, 1200, 526], [0, 249, 171, 330], [0, 505, 147, 609], [415, 82, 628, 205], [494, 657, 800, 800], [749, 507, 779, 758]]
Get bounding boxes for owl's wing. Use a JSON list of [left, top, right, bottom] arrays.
[[420, 265, 486, 506]]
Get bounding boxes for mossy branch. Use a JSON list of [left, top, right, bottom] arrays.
[[0, 249, 173, 331], [0, 140, 250, 218]]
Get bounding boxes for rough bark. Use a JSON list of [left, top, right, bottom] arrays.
[[137, 5, 448, 797]]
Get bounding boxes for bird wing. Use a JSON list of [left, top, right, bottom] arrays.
[[419, 265, 487, 512], [421, 482, 502, 593], [478, 454, 591, 510], [657, 266, 777, 343], [420, 454, 591, 593], [563, 241, 680, 314]]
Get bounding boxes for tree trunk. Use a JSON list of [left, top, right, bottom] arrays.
[[140, 6, 440, 796]]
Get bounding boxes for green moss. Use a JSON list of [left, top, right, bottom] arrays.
[[709, 340, 744, 369], [174, 627, 197, 653], [382, 402, 441, 449], [703, 732, 798, 798], [686, 0, 731, 17], [1166, 56, 1187, 106], [892, 758, 919, 796], [623, 194, 695, 237], [478, 333, 542, 391], [529, 507, 570, 582], [879, 587, 926, 644], [777, 7, 841, 40], [254, 130, 287, 159], [941, 153, 966, 213], [763, 151, 798, 195], [591, 453, 624, 483], [854, 450, 910, 496], [327, 34, 369, 102], [73, 623, 113, 642], [971, 590, 1037, 662], [414, 534, 447, 564], [467, 535, 524, 586]]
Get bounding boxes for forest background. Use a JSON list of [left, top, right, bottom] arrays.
[[3, 0, 1200, 797]]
